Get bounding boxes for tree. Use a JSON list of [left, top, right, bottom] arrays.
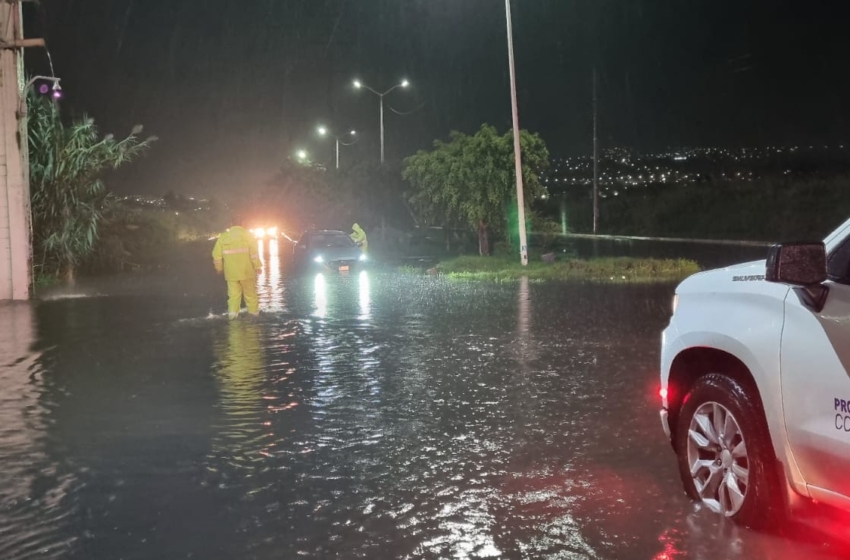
[[253, 159, 415, 239], [328, 161, 414, 231], [403, 124, 550, 255], [28, 93, 156, 280], [251, 160, 345, 234]]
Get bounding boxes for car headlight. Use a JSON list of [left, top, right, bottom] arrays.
[[314, 255, 324, 263], [359, 254, 367, 262], [672, 294, 679, 314]]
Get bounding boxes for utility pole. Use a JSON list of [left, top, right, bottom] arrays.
[[353, 79, 409, 165], [379, 95, 384, 164], [317, 126, 356, 170], [505, 0, 528, 266], [592, 67, 599, 235], [0, 2, 44, 300]]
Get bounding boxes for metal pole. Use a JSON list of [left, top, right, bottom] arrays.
[[592, 67, 599, 234], [505, 0, 528, 266], [335, 137, 340, 170], [379, 94, 385, 164]]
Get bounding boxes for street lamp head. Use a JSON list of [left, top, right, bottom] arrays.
[[350, 130, 357, 136], [317, 126, 328, 136], [401, 79, 410, 88], [353, 80, 362, 89], [297, 150, 307, 160]]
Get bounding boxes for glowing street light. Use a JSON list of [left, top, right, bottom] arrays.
[[296, 149, 308, 162], [351, 78, 411, 164], [316, 125, 357, 169], [19, 76, 62, 117]]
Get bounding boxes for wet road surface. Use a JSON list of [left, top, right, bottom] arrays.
[[0, 240, 847, 559]]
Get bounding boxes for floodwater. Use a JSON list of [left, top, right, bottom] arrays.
[[0, 240, 846, 560]]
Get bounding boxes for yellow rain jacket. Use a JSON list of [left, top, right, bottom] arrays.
[[212, 226, 262, 281], [350, 223, 368, 253]]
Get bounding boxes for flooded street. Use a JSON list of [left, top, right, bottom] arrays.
[[0, 241, 845, 560]]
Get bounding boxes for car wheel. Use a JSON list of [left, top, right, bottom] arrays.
[[675, 373, 783, 529]]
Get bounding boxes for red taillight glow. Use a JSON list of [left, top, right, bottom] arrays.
[[659, 387, 668, 400]]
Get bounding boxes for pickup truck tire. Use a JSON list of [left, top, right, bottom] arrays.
[[675, 373, 782, 529]]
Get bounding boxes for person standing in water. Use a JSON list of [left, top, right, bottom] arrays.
[[212, 216, 262, 319], [349, 223, 368, 254]]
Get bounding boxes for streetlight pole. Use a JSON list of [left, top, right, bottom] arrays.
[[353, 79, 409, 164], [318, 126, 357, 170], [592, 67, 599, 234], [505, 0, 528, 266], [379, 95, 385, 164]]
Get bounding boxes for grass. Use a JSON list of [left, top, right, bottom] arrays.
[[434, 255, 701, 283]]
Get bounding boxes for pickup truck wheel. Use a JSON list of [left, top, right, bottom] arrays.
[[675, 373, 782, 529]]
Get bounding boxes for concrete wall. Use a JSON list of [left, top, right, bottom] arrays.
[[0, 3, 30, 301]]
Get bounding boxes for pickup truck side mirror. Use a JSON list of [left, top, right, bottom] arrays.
[[766, 242, 829, 311], [765, 242, 827, 286]]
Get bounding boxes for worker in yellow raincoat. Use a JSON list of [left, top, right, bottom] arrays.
[[350, 223, 368, 254], [212, 222, 262, 318]]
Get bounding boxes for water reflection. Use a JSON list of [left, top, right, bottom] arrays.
[[358, 270, 371, 320], [314, 273, 327, 318], [517, 275, 530, 345], [211, 319, 267, 469], [267, 239, 283, 309], [0, 304, 75, 559], [2, 278, 849, 559], [257, 238, 285, 312]]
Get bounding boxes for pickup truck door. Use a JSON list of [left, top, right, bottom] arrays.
[[781, 238, 850, 498]]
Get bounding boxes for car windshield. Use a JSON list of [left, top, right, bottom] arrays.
[[309, 233, 354, 248]]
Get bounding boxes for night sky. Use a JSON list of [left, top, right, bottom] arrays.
[[24, 0, 850, 198]]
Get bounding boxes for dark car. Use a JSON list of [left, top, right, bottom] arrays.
[[293, 230, 366, 273]]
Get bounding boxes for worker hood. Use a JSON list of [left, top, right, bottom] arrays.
[[352, 223, 364, 234]]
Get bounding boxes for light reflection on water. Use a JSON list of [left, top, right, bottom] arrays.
[[0, 304, 76, 559], [0, 256, 847, 559], [314, 273, 327, 318], [257, 239, 285, 312], [359, 270, 370, 320]]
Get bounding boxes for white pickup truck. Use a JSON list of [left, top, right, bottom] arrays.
[[661, 217, 850, 528]]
